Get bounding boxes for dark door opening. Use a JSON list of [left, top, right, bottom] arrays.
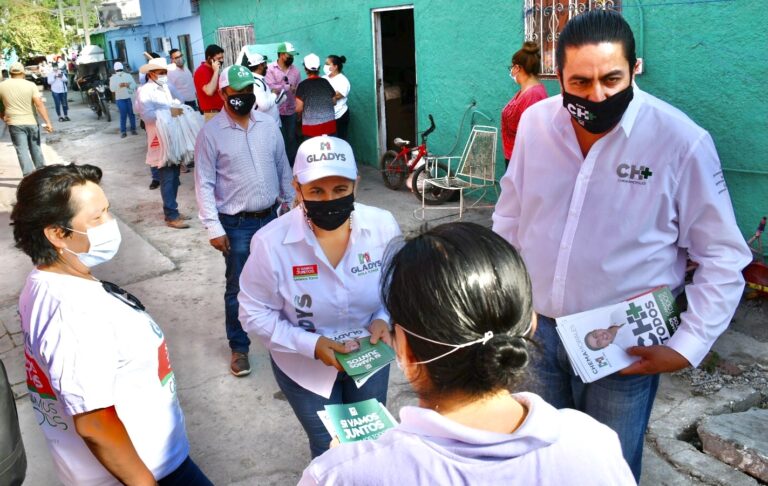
[[375, 8, 416, 153]]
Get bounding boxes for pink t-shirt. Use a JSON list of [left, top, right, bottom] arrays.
[[501, 84, 548, 160]]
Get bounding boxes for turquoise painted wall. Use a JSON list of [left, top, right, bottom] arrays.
[[199, 0, 767, 240]]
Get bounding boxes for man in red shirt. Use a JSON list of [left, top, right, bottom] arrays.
[[194, 44, 225, 121]]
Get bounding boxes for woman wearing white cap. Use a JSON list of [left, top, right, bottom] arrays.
[[239, 135, 401, 458]]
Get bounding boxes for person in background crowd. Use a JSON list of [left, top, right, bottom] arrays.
[[243, 52, 284, 126], [239, 136, 400, 459], [266, 42, 301, 165], [194, 65, 294, 377], [295, 53, 336, 139], [299, 222, 634, 485], [46, 65, 70, 122], [168, 49, 198, 111], [136, 57, 190, 229], [109, 62, 137, 138], [492, 10, 751, 481], [501, 41, 547, 166], [11, 164, 213, 486], [194, 44, 225, 121], [168, 48, 198, 172], [322, 55, 350, 141], [0, 62, 53, 175]]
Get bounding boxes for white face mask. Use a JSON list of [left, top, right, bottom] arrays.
[[323, 65, 332, 76], [510, 69, 518, 84], [155, 75, 168, 86], [65, 219, 122, 267]]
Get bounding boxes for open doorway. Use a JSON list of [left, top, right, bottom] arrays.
[[373, 6, 416, 156]]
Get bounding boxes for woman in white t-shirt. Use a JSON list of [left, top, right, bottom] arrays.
[[11, 164, 211, 486], [300, 223, 635, 485], [239, 135, 401, 458], [322, 55, 351, 141]]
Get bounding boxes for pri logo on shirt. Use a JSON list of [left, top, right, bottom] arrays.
[[320, 141, 332, 151], [351, 251, 381, 277], [616, 163, 653, 185]]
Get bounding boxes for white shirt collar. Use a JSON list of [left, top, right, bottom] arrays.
[[283, 203, 371, 245]]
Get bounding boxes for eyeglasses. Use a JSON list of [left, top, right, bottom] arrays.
[[102, 280, 146, 312]]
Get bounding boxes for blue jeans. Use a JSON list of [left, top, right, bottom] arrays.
[[158, 456, 212, 485], [52, 91, 68, 117], [158, 165, 180, 221], [528, 315, 658, 482], [279, 113, 298, 167], [151, 166, 160, 183], [116, 98, 136, 134], [8, 125, 45, 175], [219, 209, 277, 353], [271, 357, 390, 458]]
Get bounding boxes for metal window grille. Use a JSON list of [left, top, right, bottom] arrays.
[[190, 0, 199, 15], [216, 25, 255, 67], [524, 0, 622, 76]]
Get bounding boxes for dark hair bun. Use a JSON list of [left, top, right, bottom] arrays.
[[339, 55, 347, 64], [476, 334, 528, 387], [522, 41, 540, 55]]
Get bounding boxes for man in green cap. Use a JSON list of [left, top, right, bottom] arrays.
[[266, 42, 301, 165], [194, 65, 294, 377]]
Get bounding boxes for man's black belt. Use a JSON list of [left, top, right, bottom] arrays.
[[222, 207, 273, 219]]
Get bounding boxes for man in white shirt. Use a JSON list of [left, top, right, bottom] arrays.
[[168, 49, 198, 111], [243, 52, 284, 126], [492, 10, 750, 482]]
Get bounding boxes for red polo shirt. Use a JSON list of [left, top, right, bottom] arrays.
[[193, 62, 224, 112]]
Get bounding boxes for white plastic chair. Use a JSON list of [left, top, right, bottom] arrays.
[[414, 125, 498, 220]]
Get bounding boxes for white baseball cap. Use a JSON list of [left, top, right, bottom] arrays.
[[244, 52, 267, 67], [113, 61, 124, 71], [303, 53, 320, 71], [294, 136, 357, 184]]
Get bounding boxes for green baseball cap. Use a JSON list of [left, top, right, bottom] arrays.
[[277, 42, 299, 55], [218, 65, 254, 90]]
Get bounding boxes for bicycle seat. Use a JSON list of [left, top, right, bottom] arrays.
[[393, 138, 410, 147]]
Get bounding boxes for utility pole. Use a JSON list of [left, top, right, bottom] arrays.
[[57, 0, 66, 33], [80, 0, 91, 46]]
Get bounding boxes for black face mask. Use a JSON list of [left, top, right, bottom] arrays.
[[227, 93, 256, 116], [284, 56, 294, 67], [302, 192, 355, 231], [561, 84, 634, 134]]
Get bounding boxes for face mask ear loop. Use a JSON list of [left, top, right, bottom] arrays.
[[398, 326, 494, 366]]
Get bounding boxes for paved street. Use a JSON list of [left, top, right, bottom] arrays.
[[1, 92, 765, 485]]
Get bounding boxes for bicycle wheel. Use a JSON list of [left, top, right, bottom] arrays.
[[380, 150, 407, 190], [101, 99, 111, 122], [411, 162, 455, 205]]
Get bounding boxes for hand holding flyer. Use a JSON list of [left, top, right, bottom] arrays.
[[556, 287, 680, 383]]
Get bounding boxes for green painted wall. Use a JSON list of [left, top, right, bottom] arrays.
[[199, 0, 767, 241], [89, 33, 108, 58]]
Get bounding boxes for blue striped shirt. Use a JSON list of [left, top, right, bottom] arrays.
[[194, 110, 294, 239]]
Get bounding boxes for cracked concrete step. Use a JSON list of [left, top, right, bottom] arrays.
[[698, 408, 768, 482]]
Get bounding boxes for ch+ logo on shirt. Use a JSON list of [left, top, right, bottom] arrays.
[[616, 163, 653, 186]]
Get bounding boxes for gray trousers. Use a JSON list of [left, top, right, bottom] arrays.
[[9, 125, 46, 175]]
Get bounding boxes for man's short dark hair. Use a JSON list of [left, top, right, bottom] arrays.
[[169, 48, 180, 57], [205, 44, 224, 60], [556, 9, 636, 75], [11, 164, 103, 266]]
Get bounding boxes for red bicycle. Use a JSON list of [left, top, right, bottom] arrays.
[[379, 114, 452, 204]]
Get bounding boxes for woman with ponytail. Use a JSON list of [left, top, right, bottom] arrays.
[[299, 222, 634, 485], [502, 41, 548, 166]]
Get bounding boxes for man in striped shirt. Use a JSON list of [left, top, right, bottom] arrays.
[[194, 66, 294, 376]]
